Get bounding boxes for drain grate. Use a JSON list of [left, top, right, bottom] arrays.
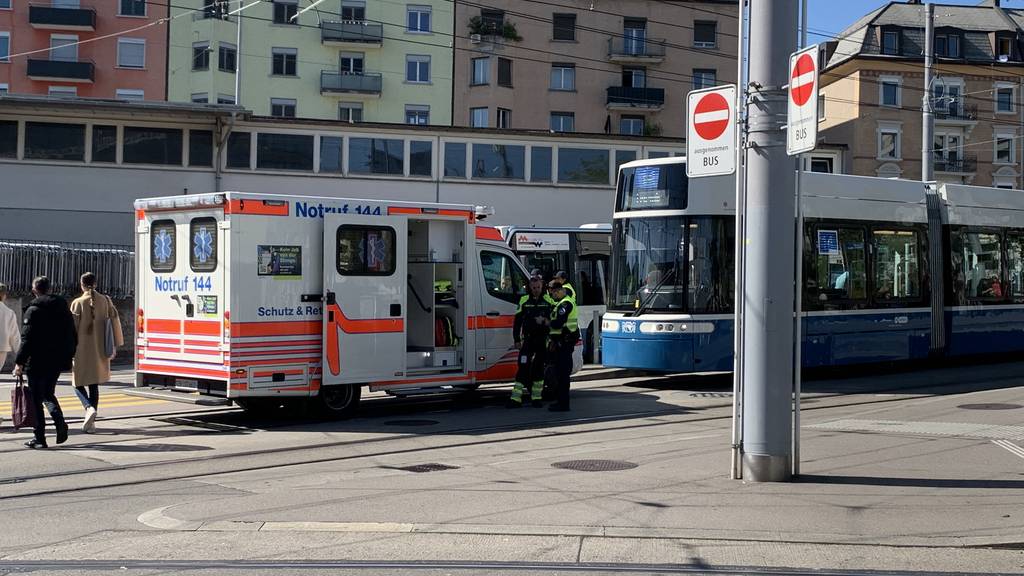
[[385, 463, 459, 473], [384, 419, 440, 427], [552, 459, 638, 472], [958, 403, 1023, 411]]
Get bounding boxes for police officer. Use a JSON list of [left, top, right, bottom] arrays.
[[508, 275, 551, 408], [553, 270, 576, 303], [544, 280, 577, 412]]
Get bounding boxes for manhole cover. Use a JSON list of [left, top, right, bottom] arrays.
[[384, 419, 440, 427], [552, 459, 638, 472], [958, 403, 1023, 411], [385, 463, 459, 473]]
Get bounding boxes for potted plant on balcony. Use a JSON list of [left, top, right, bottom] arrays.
[[468, 16, 522, 42]]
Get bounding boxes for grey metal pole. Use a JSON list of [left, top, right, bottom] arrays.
[[922, 2, 934, 182], [234, 0, 242, 106], [741, 0, 798, 482], [730, 0, 749, 481], [791, 0, 808, 479]]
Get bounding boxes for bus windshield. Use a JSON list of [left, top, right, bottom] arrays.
[[610, 216, 734, 314]]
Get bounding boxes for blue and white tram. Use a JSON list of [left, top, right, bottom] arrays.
[[602, 156, 1024, 372]]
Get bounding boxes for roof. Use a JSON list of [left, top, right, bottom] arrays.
[[0, 94, 247, 119]]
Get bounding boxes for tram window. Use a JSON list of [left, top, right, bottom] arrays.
[[872, 229, 921, 302], [806, 226, 867, 309], [1006, 234, 1024, 301], [617, 164, 687, 211], [951, 229, 1003, 303], [480, 250, 528, 304], [687, 217, 734, 313]]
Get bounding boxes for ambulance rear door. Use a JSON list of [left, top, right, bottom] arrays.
[[322, 213, 407, 384]]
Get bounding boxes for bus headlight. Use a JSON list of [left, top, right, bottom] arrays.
[[601, 319, 620, 332]]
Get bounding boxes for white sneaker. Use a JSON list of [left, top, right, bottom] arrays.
[[83, 406, 97, 433]]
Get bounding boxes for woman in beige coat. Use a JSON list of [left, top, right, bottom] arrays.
[[70, 272, 123, 433]]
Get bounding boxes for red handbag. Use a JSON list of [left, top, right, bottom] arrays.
[[11, 374, 35, 430]]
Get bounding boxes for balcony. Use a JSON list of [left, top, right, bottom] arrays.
[[321, 21, 383, 47], [29, 4, 96, 31], [934, 103, 978, 123], [320, 71, 382, 97], [934, 153, 977, 174], [607, 86, 665, 111], [607, 37, 666, 64], [27, 58, 94, 83]]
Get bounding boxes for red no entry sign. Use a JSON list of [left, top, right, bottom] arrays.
[[790, 53, 815, 106], [693, 92, 730, 141]]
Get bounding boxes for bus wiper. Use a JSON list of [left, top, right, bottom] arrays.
[[630, 268, 676, 317]]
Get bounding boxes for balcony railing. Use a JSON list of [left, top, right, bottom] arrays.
[[321, 21, 384, 45], [607, 86, 665, 109], [29, 4, 96, 30], [27, 58, 95, 82], [320, 71, 382, 95], [934, 153, 978, 173], [934, 102, 978, 121], [608, 37, 666, 60]]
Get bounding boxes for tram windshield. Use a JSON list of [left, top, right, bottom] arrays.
[[610, 216, 734, 314]]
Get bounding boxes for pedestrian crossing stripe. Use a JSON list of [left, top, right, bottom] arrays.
[[0, 394, 170, 413]]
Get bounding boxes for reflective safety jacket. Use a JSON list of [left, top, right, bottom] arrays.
[[514, 293, 553, 342], [548, 295, 578, 340]]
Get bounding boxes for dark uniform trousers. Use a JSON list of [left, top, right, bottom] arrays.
[[515, 335, 547, 398], [547, 335, 575, 409]]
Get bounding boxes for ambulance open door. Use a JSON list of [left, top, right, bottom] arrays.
[[322, 214, 407, 385]]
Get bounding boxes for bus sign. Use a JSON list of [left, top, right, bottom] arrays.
[[787, 45, 819, 155], [686, 85, 736, 178]]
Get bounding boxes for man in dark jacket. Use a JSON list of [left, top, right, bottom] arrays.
[[14, 276, 76, 449]]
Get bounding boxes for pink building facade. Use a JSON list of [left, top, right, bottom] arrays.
[[0, 0, 167, 99]]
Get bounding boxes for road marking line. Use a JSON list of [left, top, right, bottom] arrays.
[[993, 439, 1024, 460]]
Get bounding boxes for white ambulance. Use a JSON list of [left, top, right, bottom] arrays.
[[133, 192, 537, 417]]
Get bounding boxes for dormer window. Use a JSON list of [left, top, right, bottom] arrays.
[[881, 28, 899, 55], [997, 35, 1014, 61], [935, 33, 960, 58]]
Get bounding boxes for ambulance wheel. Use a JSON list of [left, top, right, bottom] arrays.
[[315, 384, 361, 418]]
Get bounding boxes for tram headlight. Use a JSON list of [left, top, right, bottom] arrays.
[[601, 319, 620, 333]]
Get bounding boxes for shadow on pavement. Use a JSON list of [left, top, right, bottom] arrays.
[[798, 474, 1024, 489]]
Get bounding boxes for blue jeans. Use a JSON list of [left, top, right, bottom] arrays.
[[74, 384, 99, 410]]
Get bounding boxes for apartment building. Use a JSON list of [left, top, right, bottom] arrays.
[[452, 0, 737, 137], [167, 0, 453, 123], [0, 0, 168, 99], [818, 0, 1024, 187]]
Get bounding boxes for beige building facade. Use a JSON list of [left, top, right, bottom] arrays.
[[818, 1, 1024, 188], [452, 0, 738, 138]]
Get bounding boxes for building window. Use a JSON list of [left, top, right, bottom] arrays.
[[0, 120, 15, 158], [202, 0, 230, 20], [348, 138, 404, 175], [219, 44, 236, 72], [0, 83, 7, 95], [340, 51, 364, 73], [410, 140, 431, 176], [92, 125, 116, 163], [558, 148, 609, 185], [817, 95, 826, 120], [25, 122, 84, 161], [880, 76, 900, 107], [444, 142, 466, 178], [692, 68, 716, 90], [532, 146, 552, 182], [341, 0, 364, 21], [0, 33, 8, 63], [996, 134, 1015, 164], [497, 57, 512, 87], [878, 125, 900, 159], [497, 107, 511, 129], [226, 131, 250, 168], [340, 102, 363, 122], [217, 94, 235, 104], [272, 0, 297, 24], [934, 33, 959, 58], [192, 42, 210, 70], [119, 0, 145, 16], [116, 88, 144, 100], [997, 36, 1013, 60], [620, 115, 643, 135], [117, 38, 145, 68], [407, 5, 430, 32], [471, 57, 489, 85], [48, 86, 77, 97], [551, 112, 574, 133], [550, 64, 575, 91], [0, 0, 9, 9], [270, 97, 296, 117], [406, 104, 429, 125], [272, 48, 297, 76], [191, 92, 208, 103], [552, 13, 575, 41], [809, 157, 834, 173], [693, 20, 717, 48], [123, 127, 183, 165], [50, 35, 78, 62], [406, 55, 430, 83], [470, 107, 488, 128], [480, 8, 504, 32], [257, 133, 313, 170], [881, 29, 899, 55], [473, 143, 524, 179], [320, 136, 342, 173], [996, 85, 1015, 113]]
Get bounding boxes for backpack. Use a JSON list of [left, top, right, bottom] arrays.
[[434, 316, 459, 347]]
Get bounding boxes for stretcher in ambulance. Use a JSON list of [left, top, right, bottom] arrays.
[[133, 192, 532, 417]]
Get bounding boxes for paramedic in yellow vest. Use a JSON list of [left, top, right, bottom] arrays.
[[508, 275, 552, 408], [544, 280, 578, 412]]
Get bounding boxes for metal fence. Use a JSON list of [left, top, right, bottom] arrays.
[[0, 240, 134, 298]]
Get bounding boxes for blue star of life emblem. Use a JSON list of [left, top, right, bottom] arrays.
[[154, 229, 173, 264], [194, 227, 214, 263]]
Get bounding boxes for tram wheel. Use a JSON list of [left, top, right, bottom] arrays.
[[314, 384, 361, 419]]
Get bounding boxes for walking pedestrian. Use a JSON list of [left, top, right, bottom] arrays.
[[0, 283, 19, 372], [14, 276, 77, 449], [70, 272, 123, 433]]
